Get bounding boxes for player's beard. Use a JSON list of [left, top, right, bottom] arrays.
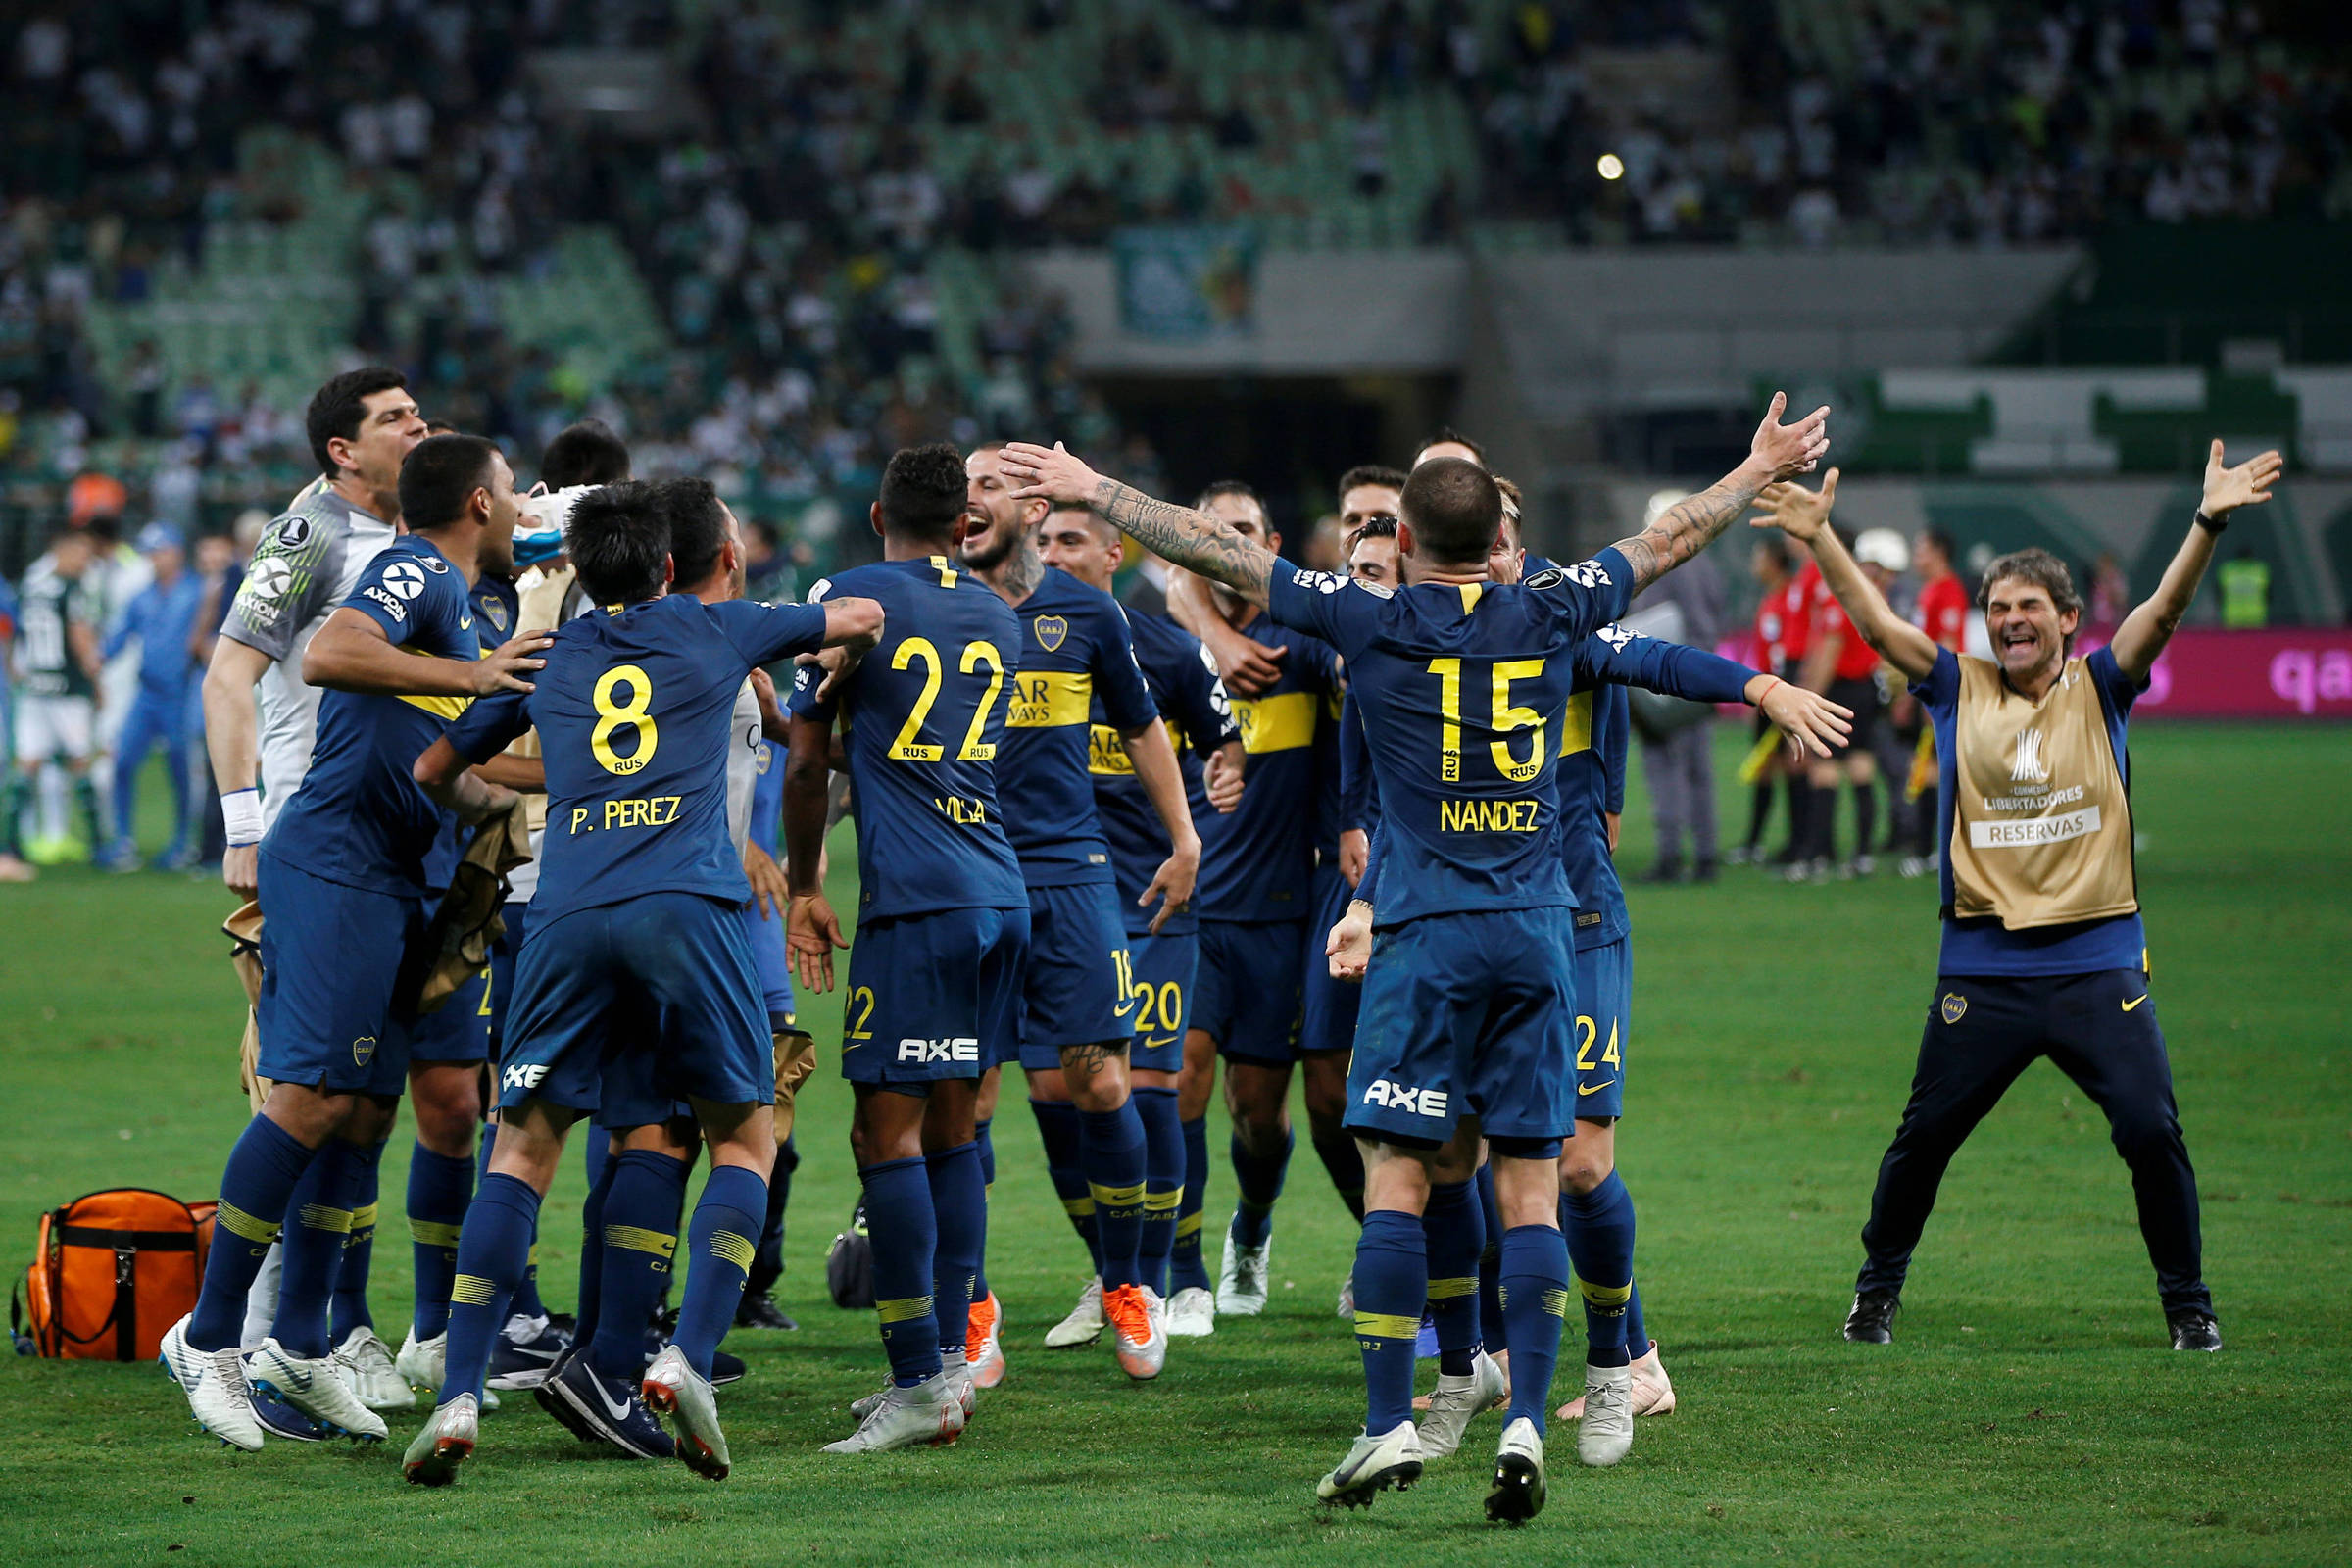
[[960, 511, 1019, 573]]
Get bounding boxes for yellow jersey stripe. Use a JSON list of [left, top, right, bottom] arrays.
[[1233, 690, 1318, 754], [1007, 668, 1093, 728]]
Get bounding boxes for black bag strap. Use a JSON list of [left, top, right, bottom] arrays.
[[57, 1227, 194, 1251], [112, 1245, 137, 1361]]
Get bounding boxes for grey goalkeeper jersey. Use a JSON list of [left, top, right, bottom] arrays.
[[218, 485, 397, 828]]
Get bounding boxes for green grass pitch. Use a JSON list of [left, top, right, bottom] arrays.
[[1, 723, 2346, 1565]]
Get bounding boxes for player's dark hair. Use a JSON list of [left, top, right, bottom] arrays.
[[1399, 457, 1503, 567], [1977, 546, 2083, 624], [1753, 534, 1790, 573], [652, 476, 730, 588], [1338, 465, 1408, 505], [1345, 513, 1399, 557], [541, 418, 631, 488], [1194, 479, 1265, 519], [424, 420, 460, 436], [1919, 527, 1956, 566], [1412, 427, 1487, 467], [306, 366, 408, 477], [567, 481, 671, 605], [1051, 500, 1117, 543], [397, 433, 502, 533], [878, 443, 969, 544]]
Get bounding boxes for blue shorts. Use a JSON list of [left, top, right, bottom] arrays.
[[842, 906, 1029, 1085], [1195, 918, 1305, 1065], [254, 856, 424, 1096], [1123, 928, 1197, 1074], [497, 892, 770, 1128], [486, 899, 531, 1062], [1571, 937, 1630, 1120], [1014, 881, 1133, 1069], [741, 900, 797, 1028], [1298, 863, 1362, 1058], [1347, 906, 1580, 1146], [410, 942, 492, 1065]]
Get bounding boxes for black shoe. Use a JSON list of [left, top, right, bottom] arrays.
[[540, 1348, 675, 1457], [735, 1292, 800, 1332], [544, 1311, 577, 1339], [1691, 858, 1719, 883], [1843, 1291, 1899, 1344], [487, 1313, 570, 1391], [2169, 1312, 2223, 1352], [1638, 861, 1685, 885]]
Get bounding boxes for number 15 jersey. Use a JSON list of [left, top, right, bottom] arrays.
[[447, 592, 829, 925], [791, 557, 1028, 922]]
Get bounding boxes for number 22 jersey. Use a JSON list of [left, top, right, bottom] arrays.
[[790, 557, 1028, 922], [446, 592, 829, 925]]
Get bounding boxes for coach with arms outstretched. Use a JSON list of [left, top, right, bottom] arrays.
[[1753, 440, 2281, 1354]]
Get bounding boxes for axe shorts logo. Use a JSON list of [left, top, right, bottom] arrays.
[[1361, 1078, 1449, 1117], [897, 1038, 980, 1063], [503, 1062, 550, 1092], [352, 1035, 378, 1068], [1940, 992, 1968, 1025]]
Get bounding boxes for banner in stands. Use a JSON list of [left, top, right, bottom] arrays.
[[2082, 627, 2352, 718], [1112, 225, 1258, 341]]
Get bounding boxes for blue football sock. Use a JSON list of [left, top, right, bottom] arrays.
[[478, 1123, 547, 1321], [271, 1138, 367, 1358], [406, 1143, 476, 1341], [1352, 1210, 1427, 1437], [1423, 1178, 1486, 1376], [970, 1118, 993, 1303], [926, 1142, 984, 1358], [1499, 1224, 1571, 1434], [191, 1116, 318, 1350], [1133, 1087, 1183, 1297], [675, 1163, 764, 1379], [1475, 1161, 1505, 1348], [859, 1155, 941, 1386], [587, 1149, 688, 1382], [1081, 1101, 1148, 1292], [1171, 1115, 1211, 1292], [1625, 1279, 1648, 1358], [1030, 1098, 1102, 1275], [1229, 1124, 1292, 1249], [439, 1174, 540, 1406], [1563, 1172, 1636, 1364], [1309, 1124, 1367, 1223], [572, 1139, 618, 1348], [328, 1137, 385, 1343]]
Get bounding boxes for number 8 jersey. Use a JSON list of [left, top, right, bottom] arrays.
[[446, 591, 830, 924], [790, 557, 1028, 921]]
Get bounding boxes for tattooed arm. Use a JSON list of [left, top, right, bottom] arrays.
[[999, 443, 1280, 606], [1606, 392, 1832, 594]]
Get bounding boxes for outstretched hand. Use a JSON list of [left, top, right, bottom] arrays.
[[1000, 441, 1102, 508], [2202, 440, 2282, 517], [1750, 467, 1839, 543], [1758, 679, 1854, 761], [1749, 390, 1832, 481], [787, 891, 849, 993]]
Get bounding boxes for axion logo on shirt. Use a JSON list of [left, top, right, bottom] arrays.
[[382, 562, 428, 600], [2010, 726, 2049, 783]]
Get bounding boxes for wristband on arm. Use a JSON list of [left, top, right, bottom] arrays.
[[221, 788, 264, 848]]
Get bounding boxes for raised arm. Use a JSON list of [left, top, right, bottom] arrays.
[[302, 607, 551, 697], [999, 443, 1280, 606], [1606, 392, 1831, 594], [1750, 470, 1940, 683], [2110, 440, 2281, 683]]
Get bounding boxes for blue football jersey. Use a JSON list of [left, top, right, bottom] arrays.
[[994, 568, 1159, 887], [423, 573, 525, 894], [1089, 609, 1237, 938], [447, 592, 828, 924], [1265, 554, 1638, 926], [264, 535, 483, 898], [1337, 689, 1379, 840], [1193, 608, 1341, 922], [786, 557, 1027, 921]]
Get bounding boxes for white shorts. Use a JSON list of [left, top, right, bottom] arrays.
[[13, 694, 95, 765]]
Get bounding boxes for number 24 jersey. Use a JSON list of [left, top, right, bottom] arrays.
[[447, 592, 829, 925]]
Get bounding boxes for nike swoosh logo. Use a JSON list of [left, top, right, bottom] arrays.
[[1578, 1079, 1618, 1096], [1141, 1035, 1179, 1051], [2122, 995, 2148, 1011], [587, 1369, 634, 1423], [460, 617, 473, 629]]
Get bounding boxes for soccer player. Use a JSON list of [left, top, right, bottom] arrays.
[[1898, 528, 1969, 878], [7, 528, 106, 865], [1159, 482, 1344, 1321], [100, 524, 206, 868], [1034, 501, 1242, 1346], [959, 445, 1199, 1381], [404, 481, 877, 1485], [1752, 443, 2278, 1354], [161, 433, 544, 1449], [781, 443, 1025, 1453], [1002, 392, 1830, 1519]]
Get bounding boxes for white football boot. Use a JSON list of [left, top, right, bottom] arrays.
[[332, 1325, 415, 1410], [1164, 1285, 1216, 1338], [1216, 1221, 1270, 1317], [1044, 1277, 1105, 1348], [1335, 1270, 1354, 1319], [245, 1336, 388, 1440], [1315, 1421, 1423, 1507], [1576, 1362, 1635, 1467], [823, 1372, 965, 1453], [1557, 1339, 1676, 1421], [1417, 1348, 1509, 1459], [966, 1292, 1006, 1389], [1485, 1416, 1547, 1523], [393, 1327, 495, 1409], [401, 1396, 478, 1486], [160, 1314, 267, 1451], [642, 1345, 731, 1480]]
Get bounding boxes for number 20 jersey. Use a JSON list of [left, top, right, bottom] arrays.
[[447, 592, 829, 926], [792, 557, 1028, 922]]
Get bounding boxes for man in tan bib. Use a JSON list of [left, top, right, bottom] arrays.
[[1753, 439, 2281, 1354]]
